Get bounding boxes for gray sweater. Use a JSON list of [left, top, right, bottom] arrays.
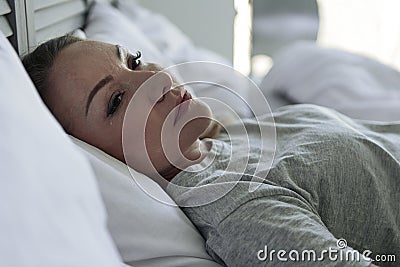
[[167, 104, 399, 267]]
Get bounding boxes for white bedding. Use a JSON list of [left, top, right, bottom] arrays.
[[6, 0, 400, 265], [70, 136, 223, 267], [260, 41, 400, 121], [0, 30, 123, 267]]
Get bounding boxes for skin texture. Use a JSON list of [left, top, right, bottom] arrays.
[[45, 40, 212, 180]]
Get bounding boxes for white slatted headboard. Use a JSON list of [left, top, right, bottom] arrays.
[[0, 0, 13, 38], [26, 0, 86, 50], [0, 0, 114, 55]]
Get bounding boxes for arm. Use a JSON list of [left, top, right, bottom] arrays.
[[201, 195, 373, 267]]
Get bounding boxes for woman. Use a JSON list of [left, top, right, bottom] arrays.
[[23, 35, 398, 267]]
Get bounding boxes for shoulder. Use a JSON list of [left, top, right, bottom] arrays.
[[273, 104, 345, 120]]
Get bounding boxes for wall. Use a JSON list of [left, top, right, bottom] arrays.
[[136, 0, 235, 63]]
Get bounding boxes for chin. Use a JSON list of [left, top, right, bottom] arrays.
[[189, 98, 212, 130], [192, 98, 212, 117], [178, 99, 212, 145]]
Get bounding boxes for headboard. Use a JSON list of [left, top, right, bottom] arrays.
[[0, 0, 113, 56], [0, 0, 18, 51]]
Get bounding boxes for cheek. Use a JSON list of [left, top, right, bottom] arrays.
[[99, 122, 124, 161], [142, 119, 182, 174], [158, 100, 211, 154], [145, 116, 162, 149], [123, 99, 211, 172], [72, 117, 125, 163], [143, 111, 166, 159]]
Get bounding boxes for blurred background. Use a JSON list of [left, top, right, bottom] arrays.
[[137, 0, 400, 79]]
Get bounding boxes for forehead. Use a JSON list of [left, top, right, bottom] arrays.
[[48, 40, 119, 102], [45, 40, 120, 124], [52, 40, 118, 79]]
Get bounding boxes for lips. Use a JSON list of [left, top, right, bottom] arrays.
[[175, 90, 192, 107], [174, 90, 192, 125], [182, 91, 192, 102]]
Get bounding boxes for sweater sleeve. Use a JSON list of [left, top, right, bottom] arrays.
[[192, 194, 373, 267]]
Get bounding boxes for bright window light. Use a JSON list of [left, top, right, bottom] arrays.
[[252, 54, 273, 78], [318, 0, 400, 70], [234, 0, 252, 76]]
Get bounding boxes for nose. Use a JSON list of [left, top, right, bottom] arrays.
[[127, 70, 173, 104]]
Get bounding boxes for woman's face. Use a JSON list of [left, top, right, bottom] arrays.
[[46, 40, 212, 177]]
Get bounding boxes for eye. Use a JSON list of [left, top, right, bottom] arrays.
[[128, 51, 142, 70], [107, 91, 124, 117]]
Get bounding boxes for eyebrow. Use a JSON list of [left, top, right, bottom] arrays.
[[85, 45, 123, 115]]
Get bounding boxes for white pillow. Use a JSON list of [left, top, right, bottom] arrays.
[[116, 0, 232, 66], [70, 137, 223, 267], [0, 33, 122, 266], [260, 41, 400, 121], [85, 1, 174, 68]]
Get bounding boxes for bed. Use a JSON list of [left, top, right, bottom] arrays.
[[0, 1, 228, 266], [2, 1, 400, 266]]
